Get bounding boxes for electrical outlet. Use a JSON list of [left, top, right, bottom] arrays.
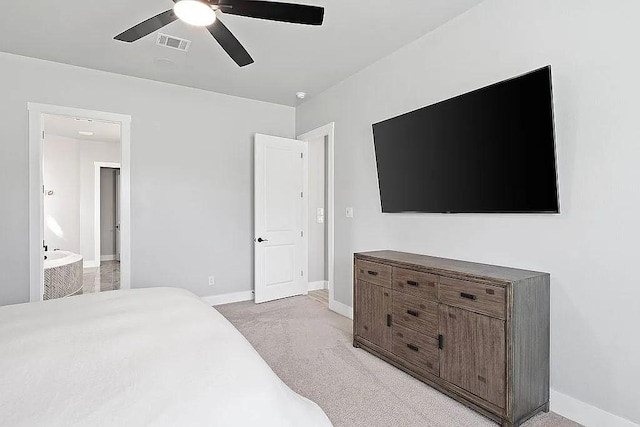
[[208, 276, 215, 286], [346, 207, 354, 218]]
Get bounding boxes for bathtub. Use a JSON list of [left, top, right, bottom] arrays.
[[44, 251, 83, 300]]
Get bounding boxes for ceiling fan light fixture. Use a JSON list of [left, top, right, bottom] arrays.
[[174, 0, 216, 27]]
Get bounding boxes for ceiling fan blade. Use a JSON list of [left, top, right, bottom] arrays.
[[114, 9, 178, 42], [207, 19, 254, 67], [218, 0, 324, 26]]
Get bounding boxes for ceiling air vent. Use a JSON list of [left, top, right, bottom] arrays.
[[156, 33, 191, 52]]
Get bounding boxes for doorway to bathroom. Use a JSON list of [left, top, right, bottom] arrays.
[[28, 103, 131, 302], [42, 114, 122, 299]]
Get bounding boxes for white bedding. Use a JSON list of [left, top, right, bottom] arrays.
[[0, 288, 332, 427]]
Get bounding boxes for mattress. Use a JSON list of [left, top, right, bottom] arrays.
[[0, 287, 332, 427]]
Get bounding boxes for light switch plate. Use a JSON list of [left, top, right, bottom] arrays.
[[346, 207, 354, 218]]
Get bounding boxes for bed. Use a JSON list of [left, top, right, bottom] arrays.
[[0, 287, 332, 427]]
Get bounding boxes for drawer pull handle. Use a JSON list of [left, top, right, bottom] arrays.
[[407, 343, 419, 352], [367, 270, 379, 276], [387, 314, 392, 327], [438, 334, 444, 350], [407, 309, 419, 317], [407, 280, 419, 286], [460, 292, 477, 300]]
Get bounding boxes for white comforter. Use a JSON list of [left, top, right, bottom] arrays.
[[0, 288, 332, 427]]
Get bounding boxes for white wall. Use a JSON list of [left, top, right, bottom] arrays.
[[0, 51, 294, 305], [308, 135, 327, 283], [43, 135, 80, 253], [296, 0, 640, 424], [79, 141, 120, 264], [42, 133, 120, 263], [100, 168, 117, 258]]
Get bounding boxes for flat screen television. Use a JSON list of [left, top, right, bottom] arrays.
[[372, 66, 559, 213]]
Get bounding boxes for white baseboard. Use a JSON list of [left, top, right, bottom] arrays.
[[550, 389, 638, 427], [100, 254, 116, 261], [308, 280, 328, 291], [202, 291, 254, 306], [329, 299, 353, 319], [83, 260, 99, 268]]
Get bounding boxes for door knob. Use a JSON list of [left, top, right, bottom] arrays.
[[257, 237, 268, 243]]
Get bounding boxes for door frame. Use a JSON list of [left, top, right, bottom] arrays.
[[28, 102, 132, 302], [94, 162, 121, 264], [115, 169, 121, 262], [297, 123, 339, 314]]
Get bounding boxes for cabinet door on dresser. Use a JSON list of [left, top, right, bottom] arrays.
[[439, 305, 506, 408], [354, 280, 392, 350]]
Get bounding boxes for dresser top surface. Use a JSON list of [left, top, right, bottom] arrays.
[[355, 250, 548, 283]]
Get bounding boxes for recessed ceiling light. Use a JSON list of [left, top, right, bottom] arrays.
[[78, 131, 94, 136], [154, 58, 178, 71], [174, 0, 216, 27], [296, 92, 307, 100]]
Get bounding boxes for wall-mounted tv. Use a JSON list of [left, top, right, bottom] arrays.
[[372, 66, 559, 214]]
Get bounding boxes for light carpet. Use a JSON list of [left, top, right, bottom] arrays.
[[216, 295, 580, 427]]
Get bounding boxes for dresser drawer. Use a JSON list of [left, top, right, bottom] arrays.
[[392, 324, 439, 375], [392, 291, 438, 337], [393, 267, 438, 300], [356, 260, 392, 288], [439, 277, 506, 319]]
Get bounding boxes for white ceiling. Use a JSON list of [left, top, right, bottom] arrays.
[[0, 0, 483, 106], [44, 114, 121, 144]]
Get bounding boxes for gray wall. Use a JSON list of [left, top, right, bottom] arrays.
[[296, 0, 640, 423], [100, 168, 117, 257], [0, 51, 294, 305]]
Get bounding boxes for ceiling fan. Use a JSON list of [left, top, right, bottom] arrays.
[[114, 0, 324, 67]]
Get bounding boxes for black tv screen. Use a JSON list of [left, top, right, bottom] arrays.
[[372, 66, 559, 213]]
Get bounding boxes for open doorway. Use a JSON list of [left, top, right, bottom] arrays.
[[41, 114, 121, 299], [298, 123, 339, 314], [306, 133, 329, 304], [29, 103, 131, 302], [86, 163, 122, 294]]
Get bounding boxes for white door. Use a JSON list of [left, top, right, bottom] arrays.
[[254, 134, 308, 303], [115, 169, 121, 262]]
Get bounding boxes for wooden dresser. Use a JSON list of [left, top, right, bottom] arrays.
[[353, 251, 549, 427]]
